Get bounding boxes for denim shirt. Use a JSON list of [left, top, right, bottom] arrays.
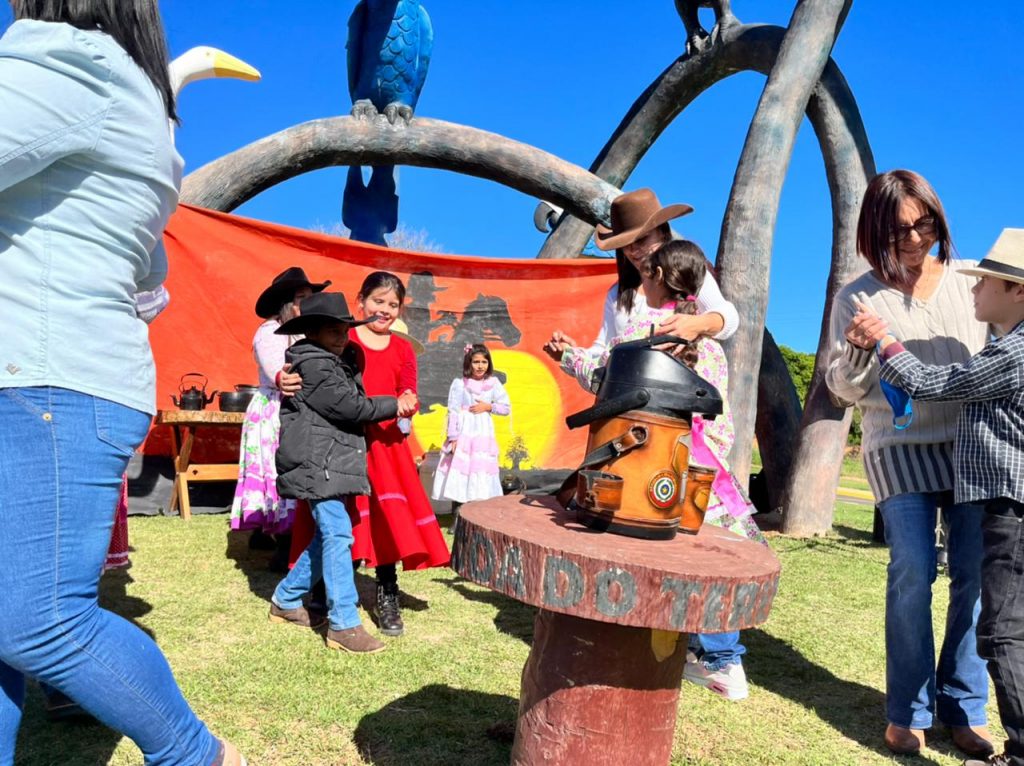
[[0, 20, 183, 415]]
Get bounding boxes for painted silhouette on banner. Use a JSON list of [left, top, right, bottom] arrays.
[[405, 272, 522, 411]]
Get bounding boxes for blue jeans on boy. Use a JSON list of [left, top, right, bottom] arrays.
[[977, 499, 1024, 766], [878, 491, 987, 729], [0, 387, 218, 766], [688, 632, 745, 670], [273, 498, 361, 631]]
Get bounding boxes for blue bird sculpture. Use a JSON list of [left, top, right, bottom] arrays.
[[347, 0, 433, 125], [344, 0, 433, 245]]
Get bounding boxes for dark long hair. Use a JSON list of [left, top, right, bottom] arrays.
[[614, 223, 671, 313], [12, 0, 177, 122], [462, 344, 493, 378], [857, 169, 955, 287], [357, 271, 407, 304], [649, 239, 707, 369]]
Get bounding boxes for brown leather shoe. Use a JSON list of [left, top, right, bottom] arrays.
[[950, 725, 995, 758], [268, 601, 326, 629], [884, 723, 925, 755], [326, 624, 386, 654]]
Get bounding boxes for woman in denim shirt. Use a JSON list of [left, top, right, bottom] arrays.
[[0, 2, 243, 764]]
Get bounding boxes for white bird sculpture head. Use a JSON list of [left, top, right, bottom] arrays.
[[169, 46, 261, 98]]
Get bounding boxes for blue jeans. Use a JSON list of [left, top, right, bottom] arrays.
[[0, 387, 218, 766], [878, 491, 988, 729], [688, 632, 745, 670], [273, 498, 361, 631]]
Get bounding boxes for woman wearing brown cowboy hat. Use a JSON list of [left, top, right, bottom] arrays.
[[543, 188, 738, 390], [230, 267, 331, 556]]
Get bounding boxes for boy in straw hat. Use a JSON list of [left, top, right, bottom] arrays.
[[852, 228, 1024, 766]]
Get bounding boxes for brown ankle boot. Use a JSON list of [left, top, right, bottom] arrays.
[[326, 624, 386, 654], [884, 723, 925, 755], [268, 601, 325, 629], [950, 725, 995, 758]]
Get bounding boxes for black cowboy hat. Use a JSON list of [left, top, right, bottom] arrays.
[[255, 266, 331, 318], [274, 292, 371, 336]]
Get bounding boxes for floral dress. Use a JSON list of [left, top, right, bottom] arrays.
[[432, 375, 512, 503], [564, 301, 764, 543], [229, 319, 298, 534]]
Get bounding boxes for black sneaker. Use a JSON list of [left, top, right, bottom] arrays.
[[374, 584, 404, 637]]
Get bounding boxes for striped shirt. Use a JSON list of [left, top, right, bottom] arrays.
[[880, 321, 1024, 505], [825, 261, 989, 502]]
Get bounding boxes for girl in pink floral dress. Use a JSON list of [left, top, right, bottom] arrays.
[[230, 267, 329, 535], [563, 239, 762, 701]]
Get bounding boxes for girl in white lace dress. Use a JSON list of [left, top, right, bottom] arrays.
[[432, 344, 511, 504]]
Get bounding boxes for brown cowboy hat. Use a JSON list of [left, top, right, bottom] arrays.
[[255, 266, 331, 318], [593, 188, 694, 251]]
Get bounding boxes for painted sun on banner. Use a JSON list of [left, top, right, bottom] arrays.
[[148, 205, 617, 469]]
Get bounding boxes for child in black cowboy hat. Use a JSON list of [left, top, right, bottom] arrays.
[[268, 292, 417, 653], [232, 267, 331, 566]]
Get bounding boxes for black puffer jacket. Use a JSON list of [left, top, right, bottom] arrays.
[[276, 339, 398, 499]]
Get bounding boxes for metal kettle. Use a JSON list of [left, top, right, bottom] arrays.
[[171, 372, 217, 410]]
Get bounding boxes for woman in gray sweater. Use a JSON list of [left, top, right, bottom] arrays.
[[827, 170, 991, 758]]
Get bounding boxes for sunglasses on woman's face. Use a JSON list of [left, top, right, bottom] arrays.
[[889, 216, 936, 243]]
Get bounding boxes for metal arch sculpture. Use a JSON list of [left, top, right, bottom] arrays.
[[535, 14, 872, 532], [179, 116, 621, 227]]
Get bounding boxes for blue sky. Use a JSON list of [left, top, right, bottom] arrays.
[[3, 2, 1022, 352]]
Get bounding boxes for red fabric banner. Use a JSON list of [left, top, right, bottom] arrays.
[[149, 204, 617, 469]]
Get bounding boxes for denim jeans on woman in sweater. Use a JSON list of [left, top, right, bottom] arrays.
[[877, 491, 988, 729], [0, 387, 219, 766]]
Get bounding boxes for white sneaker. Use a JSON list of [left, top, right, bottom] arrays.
[[683, 660, 749, 701]]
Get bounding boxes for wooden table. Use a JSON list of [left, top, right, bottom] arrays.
[[451, 495, 780, 766], [156, 409, 246, 520]]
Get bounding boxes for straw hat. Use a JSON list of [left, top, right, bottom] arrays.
[[958, 229, 1024, 285], [593, 188, 694, 251], [391, 318, 425, 355]]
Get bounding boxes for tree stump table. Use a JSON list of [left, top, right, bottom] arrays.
[[451, 495, 780, 766]]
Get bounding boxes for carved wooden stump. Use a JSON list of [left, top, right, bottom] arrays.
[[451, 495, 780, 766]]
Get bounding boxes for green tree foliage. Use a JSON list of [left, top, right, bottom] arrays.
[[779, 344, 861, 445], [779, 345, 816, 404]]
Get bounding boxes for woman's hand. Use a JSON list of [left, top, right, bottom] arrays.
[[656, 312, 720, 342], [276, 364, 303, 396], [397, 391, 418, 416], [542, 330, 576, 361], [845, 302, 890, 349], [468, 399, 492, 414]]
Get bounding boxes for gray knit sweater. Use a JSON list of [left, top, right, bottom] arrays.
[[826, 260, 988, 502]]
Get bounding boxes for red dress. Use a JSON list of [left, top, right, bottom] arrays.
[[288, 331, 450, 571]]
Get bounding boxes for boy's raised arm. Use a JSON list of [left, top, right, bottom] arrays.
[[302, 359, 398, 424], [879, 335, 1024, 403]]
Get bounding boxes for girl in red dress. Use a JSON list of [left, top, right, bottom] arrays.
[[348, 272, 450, 636], [289, 272, 450, 635]]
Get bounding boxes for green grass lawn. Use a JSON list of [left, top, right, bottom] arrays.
[[15, 503, 999, 765]]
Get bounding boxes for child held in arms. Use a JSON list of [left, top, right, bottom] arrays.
[[268, 292, 416, 654], [851, 229, 1024, 766]]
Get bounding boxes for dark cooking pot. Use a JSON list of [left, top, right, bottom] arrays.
[[234, 384, 260, 394], [218, 391, 254, 412]]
